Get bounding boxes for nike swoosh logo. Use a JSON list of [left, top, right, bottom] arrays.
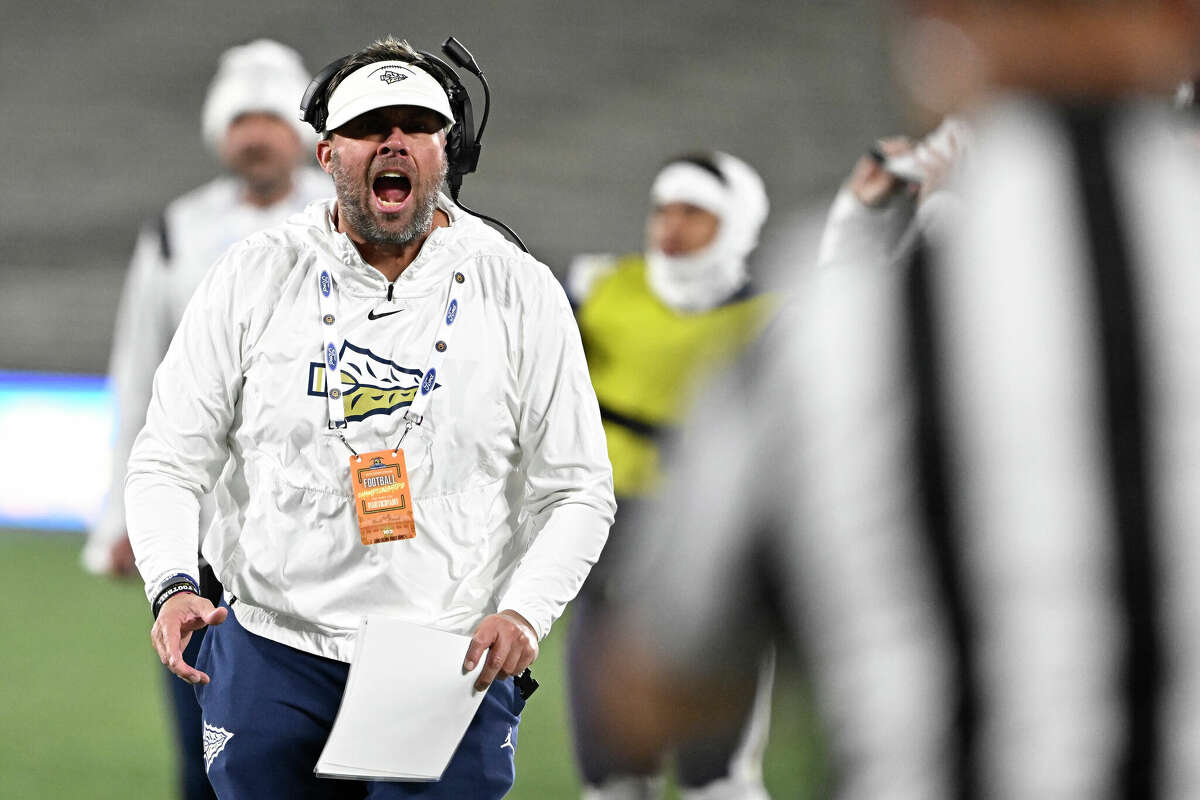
[[367, 308, 404, 321]]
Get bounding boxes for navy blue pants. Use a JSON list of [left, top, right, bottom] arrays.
[[193, 603, 524, 799]]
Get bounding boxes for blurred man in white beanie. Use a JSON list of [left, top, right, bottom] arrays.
[[83, 38, 330, 800], [565, 151, 777, 800]]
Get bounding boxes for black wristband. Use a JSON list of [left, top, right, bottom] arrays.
[[152, 578, 200, 619]]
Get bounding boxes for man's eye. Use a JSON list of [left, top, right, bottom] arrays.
[[339, 121, 370, 138]]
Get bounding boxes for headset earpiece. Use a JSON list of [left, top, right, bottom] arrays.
[[299, 55, 352, 133], [415, 50, 480, 198]]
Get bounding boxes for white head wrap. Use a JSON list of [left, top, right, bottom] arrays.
[[201, 39, 315, 153], [646, 152, 769, 312]]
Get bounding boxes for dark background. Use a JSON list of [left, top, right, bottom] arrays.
[[0, 0, 899, 372]]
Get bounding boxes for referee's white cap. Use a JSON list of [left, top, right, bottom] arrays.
[[324, 61, 454, 133]]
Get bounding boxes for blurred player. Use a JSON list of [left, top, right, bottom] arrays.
[[595, 1, 1200, 799], [565, 152, 776, 800], [82, 38, 329, 800]]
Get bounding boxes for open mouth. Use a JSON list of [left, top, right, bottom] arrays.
[[372, 172, 412, 212]]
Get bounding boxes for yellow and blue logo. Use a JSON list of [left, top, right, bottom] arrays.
[[308, 341, 439, 422]]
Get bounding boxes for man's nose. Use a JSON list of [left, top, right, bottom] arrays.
[[660, 219, 685, 245], [378, 127, 410, 156]]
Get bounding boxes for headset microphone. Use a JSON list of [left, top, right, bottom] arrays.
[[442, 37, 481, 76], [432, 37, 527, 252]]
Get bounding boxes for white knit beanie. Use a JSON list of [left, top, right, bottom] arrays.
[[201, 39, 315, 153]]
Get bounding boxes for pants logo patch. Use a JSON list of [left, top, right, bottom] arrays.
[[202, 721, 235, 772]]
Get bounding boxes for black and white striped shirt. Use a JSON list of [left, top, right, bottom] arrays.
[[619, 96, 1200, 800]]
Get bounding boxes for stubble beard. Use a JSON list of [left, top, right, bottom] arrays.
[[331, 151, 447, 247]]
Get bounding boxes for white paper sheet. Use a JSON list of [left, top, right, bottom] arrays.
[[314, 615, 487, 781]]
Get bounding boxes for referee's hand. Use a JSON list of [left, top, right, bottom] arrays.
[[151, 593, 227, 685], [464, 610, 538, 692], [852, 137, 914, 207]]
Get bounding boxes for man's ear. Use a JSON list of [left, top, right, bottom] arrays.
[[316, 139, 333, 175]]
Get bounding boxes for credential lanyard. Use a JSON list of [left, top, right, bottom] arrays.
[[316, 267, 468, 454]]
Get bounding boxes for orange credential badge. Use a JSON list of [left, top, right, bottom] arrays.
[[350, 449, 416, 545]]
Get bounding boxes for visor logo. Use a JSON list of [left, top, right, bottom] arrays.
[[379, 70, 408, 85]]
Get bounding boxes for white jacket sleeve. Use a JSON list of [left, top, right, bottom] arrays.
[[815, 186, 915, 272], [83, 223, 174, 574], [496, 266, 616, 639], [125, 250, 246, 603]]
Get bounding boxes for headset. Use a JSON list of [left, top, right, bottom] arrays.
[[300, 36, 528, 252]]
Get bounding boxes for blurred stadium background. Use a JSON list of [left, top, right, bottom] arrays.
[[1, 0, 896, 795]]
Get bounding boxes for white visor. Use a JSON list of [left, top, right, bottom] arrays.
[[650, 162, 726, 215], [324, 61, 454, 132]]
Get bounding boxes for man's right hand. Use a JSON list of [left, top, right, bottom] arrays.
[[849, 137, 916, 207], [151, 592, 227, 684]]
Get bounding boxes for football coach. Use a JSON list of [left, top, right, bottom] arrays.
[[126, 35, 615, 799]]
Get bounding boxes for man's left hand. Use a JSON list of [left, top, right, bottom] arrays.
[[463, 610, 539, 692]]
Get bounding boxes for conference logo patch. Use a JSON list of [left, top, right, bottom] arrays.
[[308, 341, 440, 422], [202, 722, 234, 773]]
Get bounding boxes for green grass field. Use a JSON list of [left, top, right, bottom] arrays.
[[0, 531, 824, 798]]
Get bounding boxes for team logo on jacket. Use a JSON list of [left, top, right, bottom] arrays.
[[308, 341, 440, 422], [445, 299, 458, 325], [319, 270, 332, 297]]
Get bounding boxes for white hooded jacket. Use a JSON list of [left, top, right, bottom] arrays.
[[126, 197, 616, 662]]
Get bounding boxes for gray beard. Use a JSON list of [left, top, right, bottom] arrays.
[[331, 154, 446, 246]]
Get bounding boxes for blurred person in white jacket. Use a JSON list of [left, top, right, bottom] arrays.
[[83, 38, 329, 800], [85, 39, 329, 578], [126, 35, 614, 799]]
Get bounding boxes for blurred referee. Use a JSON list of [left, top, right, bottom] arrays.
[[597, 1, 1200, 798]]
